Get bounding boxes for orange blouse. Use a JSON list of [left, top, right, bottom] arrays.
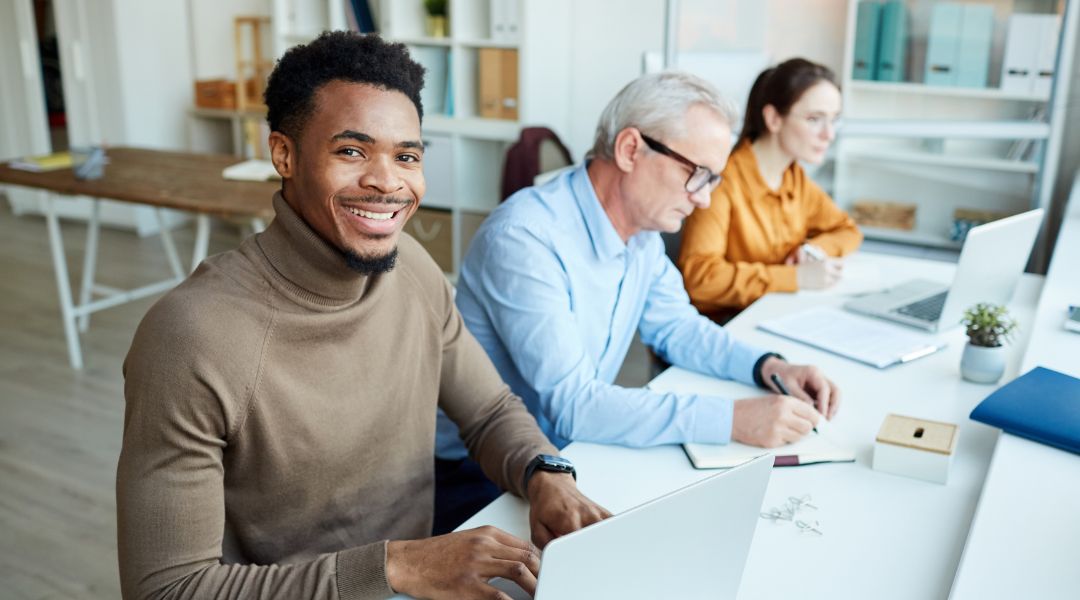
[[678, 140, 862, 315]]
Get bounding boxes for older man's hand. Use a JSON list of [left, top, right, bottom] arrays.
[[760, 356, 841, 420]]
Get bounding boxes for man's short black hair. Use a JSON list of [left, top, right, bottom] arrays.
[[264, 31, 425, 141]]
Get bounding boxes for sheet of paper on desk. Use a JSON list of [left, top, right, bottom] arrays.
[[758, 306, 946, 368], [222, 159, 281, 181], [684, 431, 855, 469]]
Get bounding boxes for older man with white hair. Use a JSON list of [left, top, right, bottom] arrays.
[[433, 71, 844, 532]]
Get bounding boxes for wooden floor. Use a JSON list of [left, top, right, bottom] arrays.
[[0, 199, 243, 599], [0, 197, 654, 599]]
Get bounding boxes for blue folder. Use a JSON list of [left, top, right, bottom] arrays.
[[876, 1, 907, 82], [853, 1, 882, 80], [925, 3, 962, 85], [955, 5, 993, 88], [970, 367, 1080, 455]]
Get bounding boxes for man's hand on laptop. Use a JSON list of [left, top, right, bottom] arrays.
[[386, 525, 541, 600], [526, 470, 612, 549]]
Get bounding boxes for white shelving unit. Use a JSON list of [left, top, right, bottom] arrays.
[[833, 0, 1077, 251], [268, 0, 572, 276]]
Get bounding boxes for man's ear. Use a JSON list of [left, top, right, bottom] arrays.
[[269, 131, 295, 179], [612, 127, 643, 173], [762, 104, 783, 135]]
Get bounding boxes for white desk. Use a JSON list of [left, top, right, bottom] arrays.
[[950, 206, 1080, 599], [430, 251, 1044, 599]]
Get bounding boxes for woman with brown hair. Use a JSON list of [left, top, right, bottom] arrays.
[[678, 58, 862, 321]]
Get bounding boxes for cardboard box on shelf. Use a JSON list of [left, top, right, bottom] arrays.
[[852, 200, 916, 231]]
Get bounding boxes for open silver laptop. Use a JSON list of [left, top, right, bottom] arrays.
[[493, 454, 772, 600], [844, 209, 1044, 332]]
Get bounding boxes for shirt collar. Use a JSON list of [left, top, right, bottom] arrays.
[[571, 163, 632, 261], [732, 139, 794, 198], [254, 192, 374, 303]]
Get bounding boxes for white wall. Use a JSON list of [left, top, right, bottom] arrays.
[[678, 0, 847, 71], [112, 0, 193, 149], [189, 0, 272, 80], [561, 0, 848, 159], [564, 0, 668, 158]]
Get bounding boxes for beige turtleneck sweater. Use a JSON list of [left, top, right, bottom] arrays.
[[116, 193, 556, 599]]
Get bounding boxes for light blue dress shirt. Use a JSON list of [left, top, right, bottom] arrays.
[[435, 164, 768, 459]]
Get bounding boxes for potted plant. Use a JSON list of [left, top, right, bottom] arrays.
[[959, 302, 1018, 384], [424, 0, 448, 38]]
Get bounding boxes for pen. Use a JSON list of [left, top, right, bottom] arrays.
[[801, 243, 827, 262], [770, 372, 819, 434]]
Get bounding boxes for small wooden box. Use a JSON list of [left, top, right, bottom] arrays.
[[873, 414, 958, 484], [194, 79, 238, 109], [851, 200, 916, 231], [193, 79, 261, 110]]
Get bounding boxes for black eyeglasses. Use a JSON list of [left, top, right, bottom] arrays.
[[640, 133, 722, 193]]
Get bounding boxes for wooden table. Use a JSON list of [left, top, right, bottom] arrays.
[[0, 147, 278, 369]]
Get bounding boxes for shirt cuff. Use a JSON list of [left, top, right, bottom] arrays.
[[336, 540, 395, 600], [723, 340, 771, 388], [692, 395, 734, 444]]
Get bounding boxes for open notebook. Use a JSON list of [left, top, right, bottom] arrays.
[[648, 366, 855, 469], [684, 430, 854, 469]]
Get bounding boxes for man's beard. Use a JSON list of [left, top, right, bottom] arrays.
[[336, 193, 412, 274], [343, 246, 398, 274]]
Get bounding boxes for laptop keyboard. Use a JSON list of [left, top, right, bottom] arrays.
[[894, 291, 948, 322]]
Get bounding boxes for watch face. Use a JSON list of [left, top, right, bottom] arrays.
[[541, 454, 573, 468]]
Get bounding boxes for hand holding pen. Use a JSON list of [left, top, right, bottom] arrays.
[[771, 373, 819, 434], [765, 362, 841, 422]]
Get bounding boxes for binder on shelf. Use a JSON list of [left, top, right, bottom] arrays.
[[1001, 15, 1042, 94], [955, 4, 993, 88], [443, 50, 454, 117], [478, 48, 518, 120], [1033, 16, 1062, 98], [925, 3, 962, 86], [412, 46, 449, 115], [347, 0, 376, 33], [969, 366, 1080, 455], [489, 0, 520, 42], [876, 1, 907, 82], [853, 1, 882, 81]]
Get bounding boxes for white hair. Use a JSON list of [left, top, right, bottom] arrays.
[[590, 71, 739, 161]]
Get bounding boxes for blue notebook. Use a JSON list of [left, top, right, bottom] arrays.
[[970, 367, 1080, 455]]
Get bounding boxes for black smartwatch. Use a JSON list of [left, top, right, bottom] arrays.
[[523, 454, 576, 491], [753, 352, 786, 389]]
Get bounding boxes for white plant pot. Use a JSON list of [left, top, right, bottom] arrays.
[[960, 342, 1007, 384]]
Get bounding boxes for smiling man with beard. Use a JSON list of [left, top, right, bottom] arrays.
[[116, 32, 607, 600]]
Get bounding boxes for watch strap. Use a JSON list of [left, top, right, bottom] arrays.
[[753, 352, 786, 389]]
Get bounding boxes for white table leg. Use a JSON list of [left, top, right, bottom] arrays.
[[155, 208, 186, 280], [76, 199, 101, 333], [43, 194, 83, 370], [191, 214, 210, 272]]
